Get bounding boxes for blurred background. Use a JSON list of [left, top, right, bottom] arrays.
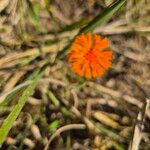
[[0, 0, 150, 150]]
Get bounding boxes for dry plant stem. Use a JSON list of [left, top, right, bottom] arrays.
[[50, 6, 71, 24], [110, 44, 150, 64], [0, 31, 78, 69], [27, 97, 42, 105], [40, 78, 67, 87], [0, 39, 67, 68], [44, 124, 86, 150], [23, 138, 35, 149], [125, 0, 146, 23], [71, 89, 79, 108], [3, 71, 26, 92], [0, 0, 10, 12], [93, 111, 121, 129], [86, 99, 92, 117], [129, 99, 150, 150], [89, 82, 150, 119], [30, 124, 42, 141], [0, 81, 32, 103], [90, 82, 142, 107], [0, 71, 8, 77], [95, 26, 150, 34]]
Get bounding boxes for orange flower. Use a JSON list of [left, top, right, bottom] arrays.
[[68, 33, 112, 79]]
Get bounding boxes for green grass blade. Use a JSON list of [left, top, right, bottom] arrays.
[[26, 0, 40, 27], [48, 91, 60, 107], [0, 87, 24, 106], [80, 0, 126, 33], [59, 19, 89, 33], [0, 68, 41, 106], [0, 73, 42, 146], [111, 140, 125, 150], [0, 81, 31, 106]]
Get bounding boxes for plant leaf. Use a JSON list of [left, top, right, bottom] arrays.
[[80, 0, 126, 33], [0, 73, 42, 146]]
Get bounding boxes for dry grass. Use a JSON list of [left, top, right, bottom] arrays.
[[0, 0, 150, 150]]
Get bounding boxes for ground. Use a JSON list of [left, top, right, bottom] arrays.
[[0, 0, 150, 150]]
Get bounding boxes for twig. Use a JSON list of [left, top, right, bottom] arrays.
[[71, 89, 79, 108], [44, 124, 86, 150], [128, 98, 150, 150]]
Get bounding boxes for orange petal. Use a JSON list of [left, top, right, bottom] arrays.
[[99, 38, 109, 50], [69, 53, 84, 62], [86, 33, 92, 50], [93, 36, 109, 51], [90, 63, 98, 78], [84, 63, 92, 79], [70, 44, 82, 52], [99, 59, 112, 69], [101, 50, 112, 60], [71, 60, 85, 76], [93, 62, 105, 76]]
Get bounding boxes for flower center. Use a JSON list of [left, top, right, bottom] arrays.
[[84, 51, 96, 62]]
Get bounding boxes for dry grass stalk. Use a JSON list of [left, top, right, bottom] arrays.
[[129, 99, 150, 150]]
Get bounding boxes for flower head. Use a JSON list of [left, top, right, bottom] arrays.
[[68, 33, 112, 79]]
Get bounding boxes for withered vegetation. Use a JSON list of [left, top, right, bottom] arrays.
[[0, 0, 150, 150]]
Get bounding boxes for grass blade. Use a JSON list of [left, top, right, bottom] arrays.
[[80, 0, 126, 33], [0, 73, 42, 146], [26, 0, 40, 27], [59, 19, 89, 33], [0, 81, 31, 106]]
